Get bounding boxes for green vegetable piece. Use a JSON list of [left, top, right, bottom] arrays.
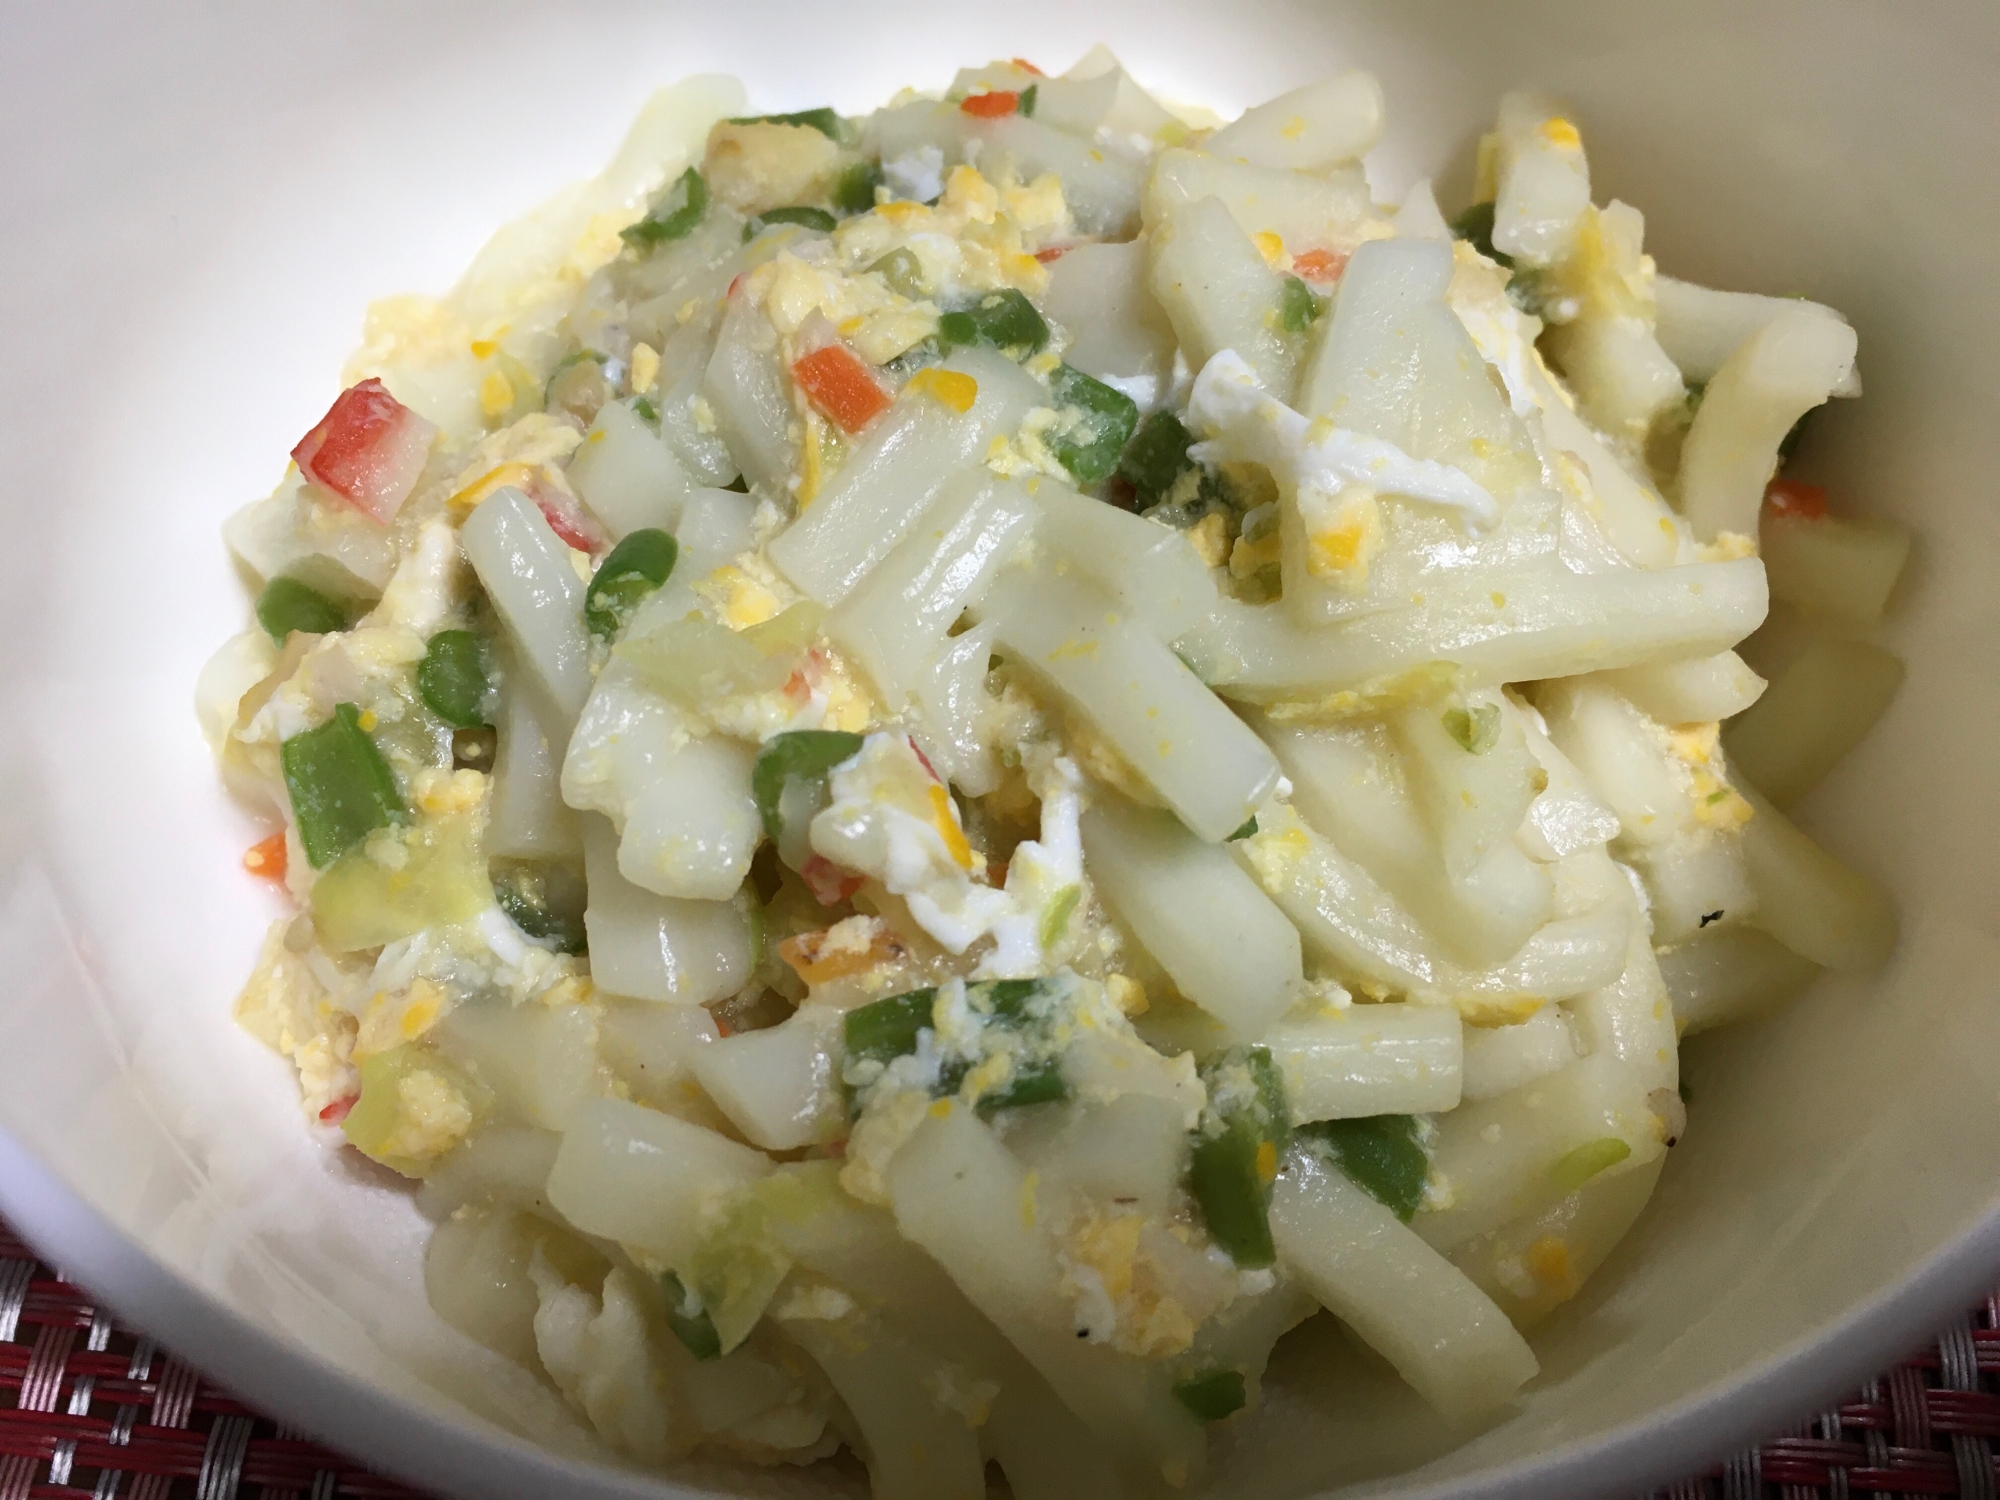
[[937, 289, 1049, 355], [1504, 267, 1547, 318], [1448, 200, 1512, 268], [1118, 409, 1198, 502], [1441, 702, 1501, 755], [728, 107, 847, 141], [743, 206, 839, 242], [1039, 885, 1081, 949], [1227, 816, 1258, 841], [630, 394, 658, 424], [834, 160, 883, 215], [416, 630, 490, 729], [1189, 1047, 1289, 1268], [660, 1271, 722, 1360], [585, 528, 679, 640], [622, 168, 709, 248], [281, 703, 405, 869], [1018, 83, 1039, 118], [491, 862, 588, 955], [843, 988, 938, 1068], [342, 1044, 489, 1177], [1301, 1114, 1430, 1221], [256, 576, 348, 642], [1278, 275, 1322, 334], [751, 729, 865, 839], [868, 247, 926, 299], [1173, 1367, 1247, 1422], [1047, 363, 1140, 485], [1549, 1135, 1632, 1192], [979, 1058, 1067, 1113]]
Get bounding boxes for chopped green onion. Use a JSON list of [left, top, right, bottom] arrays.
[[660, 1271, 722, 1360], [750, 730, 864, 839], [1047, 363, 1140, 485], [728, 107, 848, 141], [280, 703, 405, 869], [416, 629, 490, 729], [1504, 267, 1548, 317], [622, 168, 709, 248], [1189, 1047, 1289, 1268], [255, 576, 348, 642], [1441, 702, 1501, 754], [1173, 1367, 1247, 1422], [843, 988, 937, 1068], [978, 977, 1050, 1025], [1278, 275, 1322, 334], [585, 528, 679, 640], [937, 289, 1049, 355], [1549, 1135, 1632, 1192], [743, 206, 839, 242], [1018, 83, 1039, 118], [1227, 816, 1258, 841], [1118, 410, 1198, 503], [1448, 200, 1511, 267], [868, 247, 927, 300], [1300, 1114, 1430, 1221], [834, 160, 883, 215], [490, 861, 587, 954], [630, 395, 658, 425]]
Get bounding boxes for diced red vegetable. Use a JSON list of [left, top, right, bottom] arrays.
[[318, 1095, 358, 1126], [960, 91, 1021, 119], [291, 377, 437, 523], [1034, 245, 1069, 264], [243, 831, 288, 882], [1292, 247, 1349, 284], [800, 854, 866, 907], [533, 482, 606, 554], [907, 736, 940, 783], [1012, 58, 1045, 76], [792, 344, 893, 433], [1765, 478, 1828, 520]]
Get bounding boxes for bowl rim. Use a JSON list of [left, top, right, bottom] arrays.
[[5, 1122, 1996, 1500]]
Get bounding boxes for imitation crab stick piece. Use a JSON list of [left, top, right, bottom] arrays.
[[792, 345, 894, 433], [291, 378, 437, 523]]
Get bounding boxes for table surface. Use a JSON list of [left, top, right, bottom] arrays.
[[4, 1216, 1997, 1500]]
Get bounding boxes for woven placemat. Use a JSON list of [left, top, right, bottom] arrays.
[[3, 1216, 1995, 1499]]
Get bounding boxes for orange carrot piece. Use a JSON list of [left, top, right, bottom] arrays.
[[1292, 247, 1349, 283], [791, 344, 893, 433], [1765, 478, 1829, 520], [244, 831, 288, 881], [960, 90, 1020, 119]]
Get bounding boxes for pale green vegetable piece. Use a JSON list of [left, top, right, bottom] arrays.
[[1677, 307, 1859, 541], [886, 1106, 1205, 1479], [1587, 650, 1767, 726], [1202, 71, 1385, 170], [1079, 796, 1302, 1040], [1737, 780, 1897, 972], [1271, 1147, 1538, 1418], [1658, 923, 1820, 1037], [1263, 1004, 1463, 1122], [1490, 90, 1591, 267], [435, 998, 600, 1132], [545, 1095, 771, 1268], [567, 399, 694, 539], [1411, 1052, 1663, 1251], [769, 347, 1042, 605], [689, 1004, 842, 1151], [460, 485, 593, 726], [1654, 275, 1862, 396], [1724, 636, 1903, 806], [823, 471, 1035, 706], [310, 812, 492, 953], [979, 566, 1279, 842], [1759, 511, 1912, 624], [1149, 195, 1296, 398], [580, 814, 751, 1005], [1459, 1006, 1577, 1102]]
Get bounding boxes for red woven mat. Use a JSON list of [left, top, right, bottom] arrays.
[[3, 1216, 1996, 1499]]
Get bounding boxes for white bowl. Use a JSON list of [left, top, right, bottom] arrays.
[[5, 4, 1999, 1496]]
